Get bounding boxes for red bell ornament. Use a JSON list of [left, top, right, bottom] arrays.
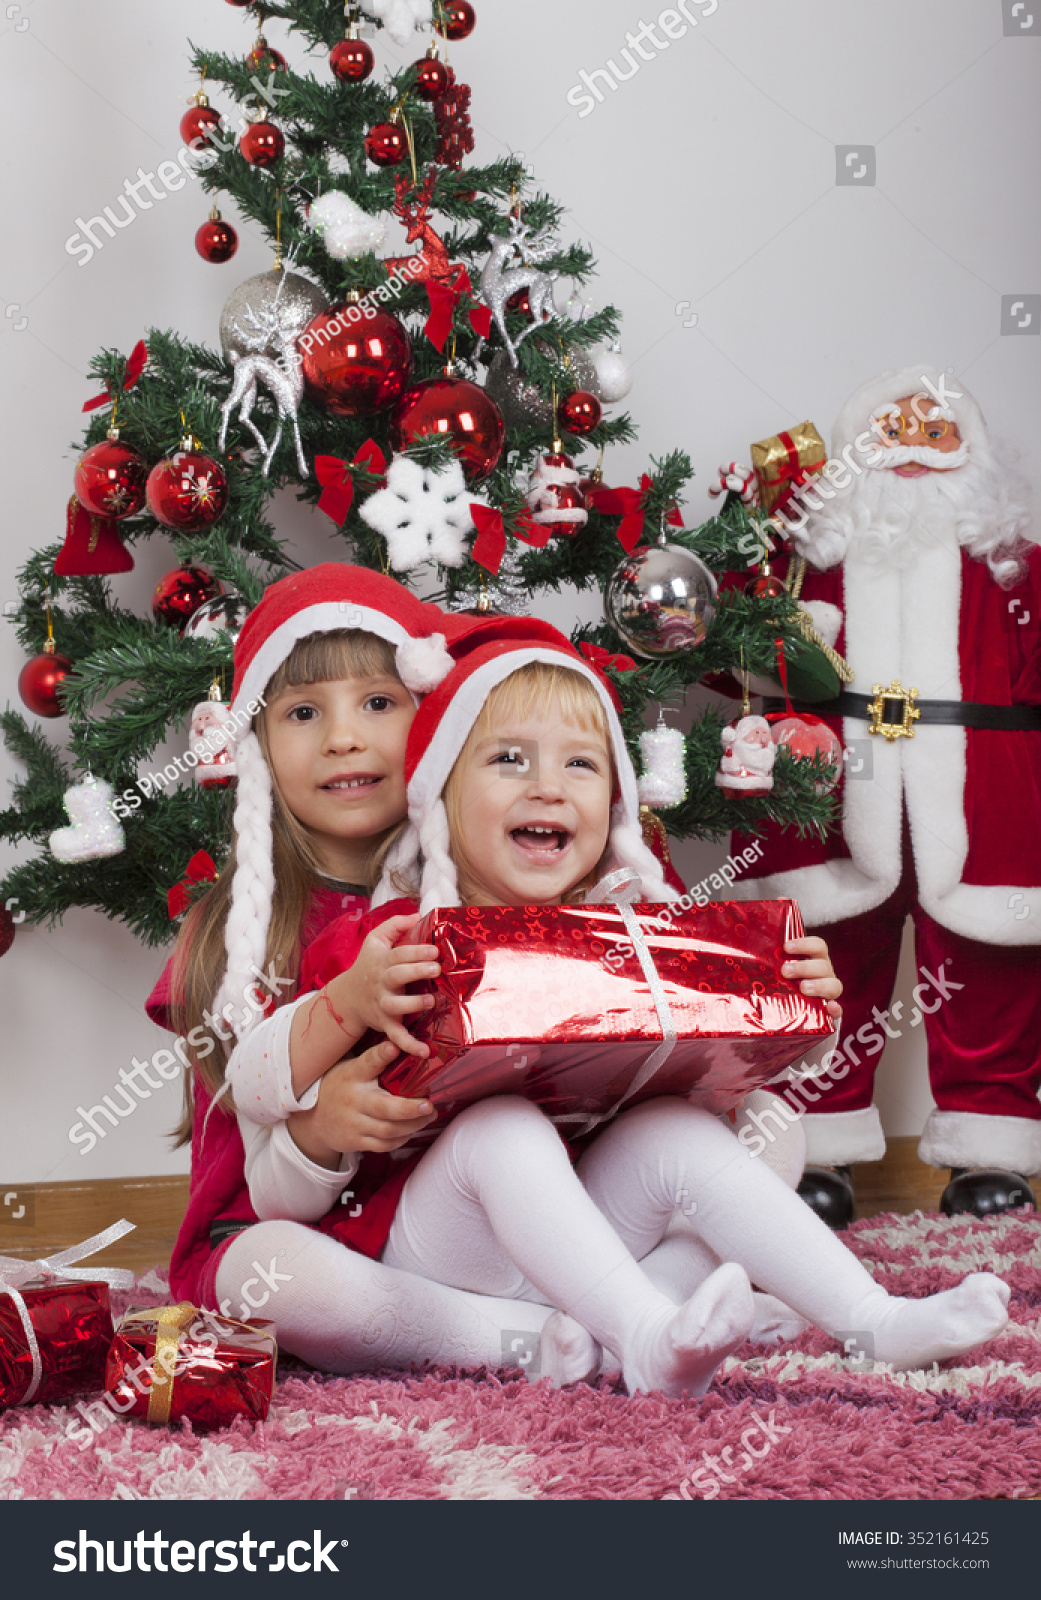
[[74, 431, 147, 519], [366, 120, 409, 167], [195, 210, 239, 264], [331, 37, 374, 82], [152, 565, 224, 632], [180, 102, 222, 148], [300, 304, 413, 417], [19, 646, 74, 718], [240, 120, 284, 167], [390, 373, 505, 483], [55, 498, 134, 577], [146, 442, 228, 532], [434, 1, 476, 40], [557, 389, 602, 437]]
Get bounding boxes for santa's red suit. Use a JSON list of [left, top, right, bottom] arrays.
[[728, 366, 1041, 1176]]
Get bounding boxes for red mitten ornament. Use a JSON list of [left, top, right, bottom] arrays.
[[714, 715, 776, 801]]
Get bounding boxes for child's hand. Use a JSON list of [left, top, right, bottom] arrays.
[[290, 1039, 437, 1164], [327, 913, 441, 1060], [782, 936, 843, 1023]]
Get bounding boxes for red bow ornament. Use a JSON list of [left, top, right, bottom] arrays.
[[314, 440, 388, 526], [587, 474, 684, 553], [579, 641, 638, 674], [470, 504, 552, 575], [168, 850, 218, 920], [425, 267, 493, 353], [82, 340, 148, 413]]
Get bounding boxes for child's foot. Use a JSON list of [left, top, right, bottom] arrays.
[[527, 1312, 601, 1387], [867, 1273, 1010, 1370], [749, 1292, 810, 1346], [622, 1262, 755, 1399]]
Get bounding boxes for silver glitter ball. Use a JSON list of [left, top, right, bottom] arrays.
[[605, 541, 718, 659], [219, 270, 330, 363], [484, 343, 601, 432], [183, 591, 251, 645]]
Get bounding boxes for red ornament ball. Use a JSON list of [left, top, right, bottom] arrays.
[[366, 121, 408, 167], [507, 287, 532, 317], [331, 38, 374, 82], [434, 2, 476, 41], [770, 714, 844, 794], [745, 570, 786, 598], [180, 103, 222, 148], [300, 307, 413, 417], [240, 120, 284, 167], [196, 214, 239, 264], [152, 566, 224, 632], [246, 42, 287, 74], [557, 389, 602, 437], [146, 449, 229, 532], [225, 1, 254, 6], [391, 376, 504, 483], [414, 55, 450, 100], [74, 437, 147, 519], [18, 650, 74, 718]]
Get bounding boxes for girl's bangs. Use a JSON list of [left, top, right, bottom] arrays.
[[475, 662, 610, 740], [264, 630, 399, 698]]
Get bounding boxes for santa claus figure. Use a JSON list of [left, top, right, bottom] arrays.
[[729, 366, 1041, 1222], [715, 715, 777, 797]]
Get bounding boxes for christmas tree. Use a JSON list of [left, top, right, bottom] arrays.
[[1, 0, 837, 951]]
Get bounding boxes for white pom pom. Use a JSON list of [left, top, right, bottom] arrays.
[[801, 600, 843, 649], [362, 0, 431, 46], [305, 192, 386, 261], [637, 722, 687, 809], [396, 632, 454, 694]]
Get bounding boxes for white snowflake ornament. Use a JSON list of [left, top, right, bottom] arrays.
[[362, 0, 432, 47], [49, 776, 126, 864], [305, 192, 386, 262], [360, 455, 486, 571]]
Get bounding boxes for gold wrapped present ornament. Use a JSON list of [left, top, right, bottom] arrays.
[[750, 422, 827, 515]]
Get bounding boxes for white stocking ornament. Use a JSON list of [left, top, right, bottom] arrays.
[[360, 455, 488, 571], [638, 712, 687, 808], [49, 776, 125, 863]]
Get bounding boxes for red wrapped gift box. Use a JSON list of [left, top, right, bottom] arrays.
[[105, 1304, 276, 1431], [381, 900, 833, 1135], [0, 1278, 113, 1409]]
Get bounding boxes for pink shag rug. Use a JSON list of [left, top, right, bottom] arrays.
[[3, 1209, 1039, 1501]]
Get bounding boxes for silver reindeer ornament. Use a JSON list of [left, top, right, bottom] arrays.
[[478, 217, 561, 368], [219, 267, 309, 477]]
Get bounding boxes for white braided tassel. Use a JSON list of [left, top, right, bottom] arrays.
[[213, 731, 275, 1039], [417, 798, 461, 915]]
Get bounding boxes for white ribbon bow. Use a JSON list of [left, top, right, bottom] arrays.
[[0, 1219, 136, 1405]]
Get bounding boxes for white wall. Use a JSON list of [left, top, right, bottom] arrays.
[[1, 1, 1038, 1182]]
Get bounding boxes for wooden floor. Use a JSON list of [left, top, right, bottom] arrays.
[[3, 1141, 1039, 1275]]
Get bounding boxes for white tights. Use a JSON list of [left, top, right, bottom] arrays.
[[383, 1096, 1009, 1374]]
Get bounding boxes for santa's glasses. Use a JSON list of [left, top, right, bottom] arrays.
[[873, 411, 951, 445]]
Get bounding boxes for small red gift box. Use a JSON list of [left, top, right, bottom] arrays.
[[0, 1278, 113, 1410], [381, 899, 833, 1136], [105, 1304, 277, 1430]]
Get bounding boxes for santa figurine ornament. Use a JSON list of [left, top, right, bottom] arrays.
[[715, 715, 776, 800], [725, 366, 1041, 1223], [190, 683, 238, 789]]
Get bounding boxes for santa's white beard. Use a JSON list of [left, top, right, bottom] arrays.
[[784, 447, 1034, 585]]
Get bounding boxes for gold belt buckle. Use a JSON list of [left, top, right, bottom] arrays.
[[866, 679, 921, 742]]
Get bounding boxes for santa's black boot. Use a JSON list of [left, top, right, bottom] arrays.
[[797, 1165, 855, 1230], [940, 1168, 1037, 1218]]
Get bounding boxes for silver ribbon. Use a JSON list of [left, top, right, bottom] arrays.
[[571, 869, 678, 1136], [0, 1219, 136, 1405]]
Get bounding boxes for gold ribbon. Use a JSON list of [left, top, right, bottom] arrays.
[[120, 1303, 197, 1424]]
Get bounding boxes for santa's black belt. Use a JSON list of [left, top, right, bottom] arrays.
[[762, 695, 1041, 730]]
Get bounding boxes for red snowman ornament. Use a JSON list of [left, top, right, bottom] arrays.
[[526, 448, 588, 537]]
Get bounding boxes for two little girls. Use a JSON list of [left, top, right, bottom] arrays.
[[152, 565, 1010, 1395]]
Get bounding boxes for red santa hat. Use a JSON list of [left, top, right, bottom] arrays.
[[216, 563, 455, 1035], [372, 619, 677, 913]]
